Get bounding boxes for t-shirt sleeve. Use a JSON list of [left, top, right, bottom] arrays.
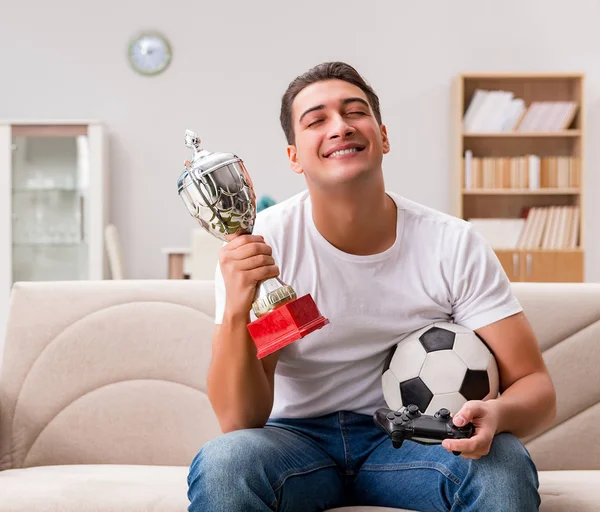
[[214, 260, 226, 325], [448, 224, 523, 330]]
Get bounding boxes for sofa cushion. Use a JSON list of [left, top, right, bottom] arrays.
[[0, 464, 189, 511], [328, 508, 411, 511], [328, 507, 413, 511], [0, 465, 598, 512], [536, 470, 600, 512], [0, 280, 222, 471]]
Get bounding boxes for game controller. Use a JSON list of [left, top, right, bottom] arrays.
[[373, 404, 474, 456]]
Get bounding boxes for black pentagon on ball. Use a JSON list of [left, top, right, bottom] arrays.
[[381, 345, 395, 375], [459, 369, 490, 401], [419, 326, 456, 352], [400, 377, 433, 413]]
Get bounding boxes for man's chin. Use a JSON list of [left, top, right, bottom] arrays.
[[324, 158, 367, 172], [323, 166, 374, 186]]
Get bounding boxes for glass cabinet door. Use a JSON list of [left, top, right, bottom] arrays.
[[11, 132, 90, 283]]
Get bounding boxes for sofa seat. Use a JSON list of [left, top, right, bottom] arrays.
[[535, 470, 600, 512], [0, 464, 598, 512], [0, 464, 189, 511]]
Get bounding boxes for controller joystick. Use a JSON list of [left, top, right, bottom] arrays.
[[373, 405, 474, 456], [405, 404, 421, 418], [434, 408, 451, 420]]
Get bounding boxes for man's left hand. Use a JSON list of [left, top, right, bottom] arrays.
[[441, 400, 500, 460]]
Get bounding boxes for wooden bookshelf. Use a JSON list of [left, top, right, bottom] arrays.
[[453, 73, 585, 282]]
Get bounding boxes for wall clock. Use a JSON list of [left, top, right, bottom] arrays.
[[128, 32, 172, 76]]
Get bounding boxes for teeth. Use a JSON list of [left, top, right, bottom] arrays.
[[329, 148, 358, 157]]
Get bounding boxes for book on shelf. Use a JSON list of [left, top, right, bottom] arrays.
[[468, 206, 580, 250], [463, 151, 580, 189], [463, 89, 578, 133]]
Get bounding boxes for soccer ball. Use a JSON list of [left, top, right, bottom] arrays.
[[382, 322, 499, 415]]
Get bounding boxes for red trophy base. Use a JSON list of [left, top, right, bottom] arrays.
[[247, 294, 329, 359]]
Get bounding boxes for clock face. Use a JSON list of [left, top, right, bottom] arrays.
[[128, 32, 172, 76]]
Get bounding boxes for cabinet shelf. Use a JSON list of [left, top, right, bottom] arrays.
[[462, 130, 580, 138], [493, 248, 582, 253], [12, 242, 84, 247], [462, 188, 580, 195], [0, 120, 108, 342], [12, 187, 78, 192]]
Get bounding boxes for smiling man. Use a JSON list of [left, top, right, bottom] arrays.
[[187, 62, 556, 512]]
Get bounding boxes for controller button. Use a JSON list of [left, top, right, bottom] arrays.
[[394, 411, 403, 417], [387, 412, 395, 421], [438, 408, 450, 419]]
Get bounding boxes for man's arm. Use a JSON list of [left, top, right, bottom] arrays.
[[442, 226, 556, 457], [208, 319, 279, 433], [443, 311, 556, 458], [207, 234, 281, 433], [475, 311, 556, 438]]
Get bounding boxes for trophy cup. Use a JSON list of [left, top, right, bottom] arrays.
[[177, 130, 329, 359]]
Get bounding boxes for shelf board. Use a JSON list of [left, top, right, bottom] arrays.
[[462, 130, 580, 138], [463, 188, 580, 195], [460, 72, 584, 79], [493, 248, 583, 253], [12, 187, 78, 192], [12, 242, 84, 247]]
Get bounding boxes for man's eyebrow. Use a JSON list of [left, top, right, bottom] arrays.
[[342, 97, 370, 109], [299, 105, 325, 124], [298, 97, 370, 124]]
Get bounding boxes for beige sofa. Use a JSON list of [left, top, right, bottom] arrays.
[[0, 279, 598, 512]]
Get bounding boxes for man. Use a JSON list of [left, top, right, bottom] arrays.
[[187, 62, 556, 511]]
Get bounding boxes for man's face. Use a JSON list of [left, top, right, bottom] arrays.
[[287, 79, 390, 188]]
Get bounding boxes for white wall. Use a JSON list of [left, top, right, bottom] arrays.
[[2, 0, 599, 281]]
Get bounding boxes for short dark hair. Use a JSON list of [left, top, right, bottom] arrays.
[[279, 62, 382, 145]]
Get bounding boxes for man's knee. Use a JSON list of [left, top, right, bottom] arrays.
[[187, 429, 275, 511], [486, 432, 539, 477], [461, 433, 540, 511]]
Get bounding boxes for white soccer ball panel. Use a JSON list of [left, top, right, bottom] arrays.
[[425, 392, 467, 416], [484, 355, 500, 400], [453, 332, 492, 370], [382, 369, 404, 411], [388, 338, 427, 381], [420, 350, 467, 394]]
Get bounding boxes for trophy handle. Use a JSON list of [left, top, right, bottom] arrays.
[[184, 130, 202, 153]]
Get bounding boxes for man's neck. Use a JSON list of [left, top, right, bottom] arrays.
[[309, 181, 397, 256]]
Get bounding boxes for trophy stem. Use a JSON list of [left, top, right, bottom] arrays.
[[252, 277, 297, 318]]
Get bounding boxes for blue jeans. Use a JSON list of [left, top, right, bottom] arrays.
[[187, 411, 540, 512]]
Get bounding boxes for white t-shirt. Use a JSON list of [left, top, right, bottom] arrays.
[[214, 190, 522, 419]]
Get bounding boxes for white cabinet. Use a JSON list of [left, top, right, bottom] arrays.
[[0, 121, 108, 339]]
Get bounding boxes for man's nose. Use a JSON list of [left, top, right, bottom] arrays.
[[329, 116, 356, 139]]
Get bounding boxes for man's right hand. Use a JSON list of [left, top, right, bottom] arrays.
[[219, 234, 280, 316]]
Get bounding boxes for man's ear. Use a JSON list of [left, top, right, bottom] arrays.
[[287, 145, 304, 175], [381, 124, 390, 154]]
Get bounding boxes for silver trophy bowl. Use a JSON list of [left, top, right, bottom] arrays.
[[177, 130, 296, 318]]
